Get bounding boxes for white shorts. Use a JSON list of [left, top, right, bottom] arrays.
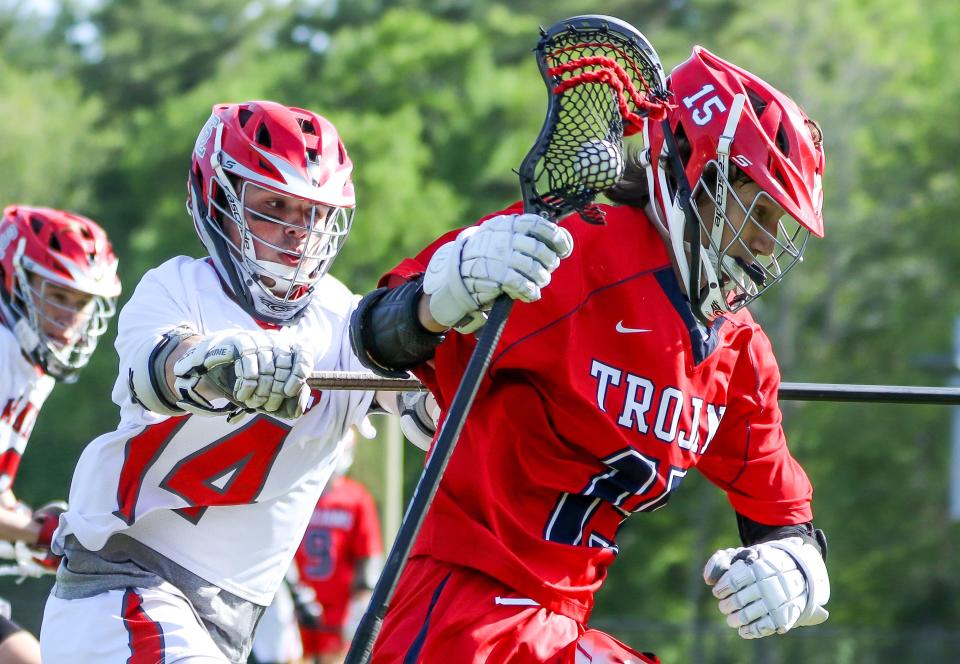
[[250, 584, 303, 663], [40, 586, 229, 663]]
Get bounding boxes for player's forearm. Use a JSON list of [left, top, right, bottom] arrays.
[[0, 507, 39, 545], [350, 279, 446, 375]]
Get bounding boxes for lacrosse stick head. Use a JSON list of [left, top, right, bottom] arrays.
[[519, 15, 670, 223]]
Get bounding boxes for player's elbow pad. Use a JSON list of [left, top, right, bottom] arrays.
[[127, 327, 194, 416], [350, 278, 445, 377]]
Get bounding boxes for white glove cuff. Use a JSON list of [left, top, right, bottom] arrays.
[[766, 537, 830, 626], [423, 229, 487, 333], [128, 327, 196, 416], [398, 391, 440, 451]]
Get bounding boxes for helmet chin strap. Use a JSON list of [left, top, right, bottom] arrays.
[[255, 259, 312, 298], [10, 239, 41, 356], [646, 95, 752, 323]]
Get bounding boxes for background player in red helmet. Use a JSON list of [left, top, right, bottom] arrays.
[[294, 425, 383, 664], [38, 101, 437, 663], [0, 205, 121, 663], [351, 46, 830, 662]]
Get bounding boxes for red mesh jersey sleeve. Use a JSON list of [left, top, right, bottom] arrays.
[[696, 324, 814, 526]]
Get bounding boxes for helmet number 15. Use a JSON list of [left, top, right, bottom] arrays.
[[683, 84, 727, 126]]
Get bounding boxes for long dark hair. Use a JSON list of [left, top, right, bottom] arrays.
[[604, 130, 696, 209], [604, 148, 656, 209], [603, 129, 745, 210]]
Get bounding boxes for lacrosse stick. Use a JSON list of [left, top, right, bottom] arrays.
[[309, 372, 960, 405], [344, 15, 669, 664], [307, 372, 425, 392]]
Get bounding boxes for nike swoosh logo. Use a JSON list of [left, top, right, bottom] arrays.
[[616, 321, 651, 334]]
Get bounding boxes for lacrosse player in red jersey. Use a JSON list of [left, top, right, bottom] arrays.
[[37, 101, 440, 664], [0, 205, 121, 664], [294, 425, 384, 664], [351, 46, 830, 663]]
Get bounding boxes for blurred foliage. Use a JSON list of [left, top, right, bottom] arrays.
[[2, 0, 960, 660]]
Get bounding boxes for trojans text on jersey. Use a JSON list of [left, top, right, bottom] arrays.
[[590, 359, 727, 455]]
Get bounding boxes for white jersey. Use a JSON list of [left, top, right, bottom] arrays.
[[55, 256, 374, 605], [0, 325, 55, 493]]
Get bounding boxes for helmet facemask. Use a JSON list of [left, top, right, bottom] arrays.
[[11, 243, 117, 382], [207, 178, 353, 309], [684, 159, 809, 320]]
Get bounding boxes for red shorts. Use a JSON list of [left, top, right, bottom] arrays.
[[300, 624, 345, 657], [371, 556, 657, 664]]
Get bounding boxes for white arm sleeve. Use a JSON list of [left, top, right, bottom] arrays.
[[115, 261, 199, 418]]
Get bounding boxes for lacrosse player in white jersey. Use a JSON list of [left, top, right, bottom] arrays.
[[0, 205, 121, 664], [38, 101, 438, 664]]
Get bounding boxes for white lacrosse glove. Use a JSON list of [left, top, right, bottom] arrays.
[[703, 537, 830, 639], [424, 213, 574, 333], [173, 331, 313, 420], [398, 390, 441, 451]]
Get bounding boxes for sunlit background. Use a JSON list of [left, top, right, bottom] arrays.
[[2, 1, 960, 661]]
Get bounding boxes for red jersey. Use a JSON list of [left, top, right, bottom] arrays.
[[383, 202, 814, 623], [294, 476, 383, 626]]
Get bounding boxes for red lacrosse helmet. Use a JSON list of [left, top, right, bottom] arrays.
[[187, 101, 356, 325], [643, 46, 825, 322], [0, 206, 121, 382]]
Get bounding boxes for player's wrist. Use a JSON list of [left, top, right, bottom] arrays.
[[129, 327, 197, 416], [418, 294, 449, 333]]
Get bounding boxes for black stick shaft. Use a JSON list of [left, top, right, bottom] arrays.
[[308, 372, 960, 406], [778, 382, 960, 405], [343, 296, 514, 664]]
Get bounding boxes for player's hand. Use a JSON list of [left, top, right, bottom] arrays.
[[398, 390, 441, 451], [291, 582, 323, 629], [424, 213, 573, 332], [29, 500, 67, 572], [703, 537, 830, 639], [173, 331, 313, 419], [31, 500, 67, 550]]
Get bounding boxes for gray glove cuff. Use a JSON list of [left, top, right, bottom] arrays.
[[128, 327, 195, 415]]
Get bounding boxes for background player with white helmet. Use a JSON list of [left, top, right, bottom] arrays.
[[351, 46, 830, 662], [0, 205, 121, 664], [38, 100, 436, 664]]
